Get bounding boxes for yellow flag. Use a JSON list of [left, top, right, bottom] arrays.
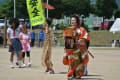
[[27, 0, 45, 26]]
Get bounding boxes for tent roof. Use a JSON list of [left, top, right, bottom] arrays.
[[110, 18, 120, 32]]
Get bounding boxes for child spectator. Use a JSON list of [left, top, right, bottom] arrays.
[[19, 24, 31, 67]]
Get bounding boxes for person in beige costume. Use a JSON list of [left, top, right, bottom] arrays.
[[41, 18, 54, 74]]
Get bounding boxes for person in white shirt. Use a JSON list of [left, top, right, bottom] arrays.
[[7, 18, 23, 68]]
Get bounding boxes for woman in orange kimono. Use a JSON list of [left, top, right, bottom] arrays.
[[63, 15, 89, 79]]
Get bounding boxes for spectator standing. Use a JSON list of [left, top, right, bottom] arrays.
[[30, 30, 35, 47], [7, 18, 23, 68], [38, 29, 44, 48], [19, 24, 31, 67]]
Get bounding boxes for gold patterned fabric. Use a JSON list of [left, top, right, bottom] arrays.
[[41, 31, 53, 69], [63, 27, 89, 78]]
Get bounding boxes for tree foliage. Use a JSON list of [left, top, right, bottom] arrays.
[[61, 0, 91, 17], [48, 0, 64, 19], [114, 9, 120, 18], [95, 0, 118, 19], [0, 0, 12, 18], [0, 0, 28, 18], [0, 0, 93, 18], [43, 0, 92, 18]]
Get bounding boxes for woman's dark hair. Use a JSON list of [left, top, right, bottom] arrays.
[[71, 14, 80, 26], [9, 18, 19, 28], [46, 18, 52, 26]]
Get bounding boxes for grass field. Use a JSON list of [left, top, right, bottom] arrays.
[[28, 29, 120, 47], [89, 30, 120, 46], [54, 30, 120, 47]]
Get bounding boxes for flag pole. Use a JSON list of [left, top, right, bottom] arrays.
[[47, 0, 48, 18], [14, 0, 16, 18]]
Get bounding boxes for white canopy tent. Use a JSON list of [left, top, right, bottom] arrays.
[[110, 18, 120, 33], [109, 18, 120, 48]]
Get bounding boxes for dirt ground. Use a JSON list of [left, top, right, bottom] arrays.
[[0, 47, 120, 80]]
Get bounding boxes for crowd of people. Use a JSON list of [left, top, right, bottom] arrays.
[[7, 15, 93, 79]]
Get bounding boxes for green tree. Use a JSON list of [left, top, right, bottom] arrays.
[[0, 0, 12, 17], [0, 0, 63, 18], [95, 0, 118, 29], [43, 0, 93, 18], [48, 0, 64, 19], [62, 0, 92, 17], [0, 0, 28, 18], [0, 0, 93, 19], [114, 9, 120, 18]]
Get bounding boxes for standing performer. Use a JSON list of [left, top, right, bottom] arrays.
[[41, 18, 54, 74], [63, 15, 90, 79], [79, 26, 90, 76], [7, 18, 23, 68]]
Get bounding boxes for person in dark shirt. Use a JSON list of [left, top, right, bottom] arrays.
[[38, 29, 44, 48], [30, 30, 35, 47]]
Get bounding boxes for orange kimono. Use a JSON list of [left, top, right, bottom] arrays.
[[63, 27, 89, 78]]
